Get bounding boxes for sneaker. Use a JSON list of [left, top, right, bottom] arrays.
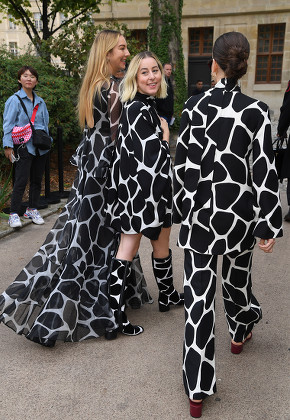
[[8, 213, 22, 228], [24, 208, 44, 225]]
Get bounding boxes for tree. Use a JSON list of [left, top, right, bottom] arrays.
[[0, 0, 126, 60], [148, 0, 187, 127], [50, 20, 147, 78]]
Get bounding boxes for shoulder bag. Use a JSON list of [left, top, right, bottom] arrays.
[[15, 95, 51, 150]]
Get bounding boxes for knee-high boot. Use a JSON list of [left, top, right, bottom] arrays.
[[108, 258, 144, 337], [152, 249, 184, 312]]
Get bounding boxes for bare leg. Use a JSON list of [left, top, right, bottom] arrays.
[[150, 227, 171, 258], [116, 233, 142, 261]]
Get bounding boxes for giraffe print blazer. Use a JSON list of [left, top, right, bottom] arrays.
[[173, 78, 283, 255]]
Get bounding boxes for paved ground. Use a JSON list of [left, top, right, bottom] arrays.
[[0, 187, 289, 420]]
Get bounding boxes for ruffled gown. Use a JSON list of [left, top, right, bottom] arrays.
[[0, 78, 152, 343]]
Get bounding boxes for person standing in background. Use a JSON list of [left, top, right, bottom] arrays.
[[3, 66, 51, 228], [277, 80, 290, 221], [191, 79, 204, 96], [155, 62, 174, 126]]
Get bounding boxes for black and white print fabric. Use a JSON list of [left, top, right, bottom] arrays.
[[173, 78, 283, 401], [0, 78, 152, 343], [174, 78, 283, 254], [105, 92, 172, 241], [183, 247, 262, 400]]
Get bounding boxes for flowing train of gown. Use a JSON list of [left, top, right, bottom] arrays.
[[0, 78, 152, 343]]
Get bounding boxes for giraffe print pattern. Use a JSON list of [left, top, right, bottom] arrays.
[[105, 92, 172, 241], [109, 258, 144, 336], [151, 249, 184, 312], [0, 78, 151, 343], [173, 78, 283, 254], [183, 248, 262, 400], [173, 78, 282, 401]]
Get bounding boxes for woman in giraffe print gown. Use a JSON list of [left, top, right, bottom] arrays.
[[0, 30, 152, 347], [173, 32, 283, 417]]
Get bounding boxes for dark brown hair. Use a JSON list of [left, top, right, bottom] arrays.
[[17, 66, 39, 90], [213, 32, 250, 82]]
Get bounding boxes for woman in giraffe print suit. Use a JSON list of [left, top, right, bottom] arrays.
[[0, 30, 152, 347], [173, 32, 283, 418]]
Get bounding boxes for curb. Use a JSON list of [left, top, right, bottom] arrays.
[[0, 199, 67, 240]]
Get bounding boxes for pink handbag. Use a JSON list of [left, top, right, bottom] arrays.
[[11, 104, 39, 145]]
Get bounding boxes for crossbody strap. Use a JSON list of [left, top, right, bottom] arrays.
[[15, 94, 39, 131]]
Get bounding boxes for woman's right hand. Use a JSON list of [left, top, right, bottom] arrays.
[[258, 238, 275, 253], [160, 117, 169, 143], [4, 147, 14, 163]]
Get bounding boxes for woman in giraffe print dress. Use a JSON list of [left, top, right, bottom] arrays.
[[0, 30, 152, 347], [104, 51, 184, 338], [173, 32, 283, 418]]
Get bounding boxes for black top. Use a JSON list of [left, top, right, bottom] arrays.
[[155, 77, 174, 119]]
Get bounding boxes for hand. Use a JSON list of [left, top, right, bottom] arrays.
[[258, 238, 275, 253], [4, 147, 14, 163], [160, 117, 169, 142]]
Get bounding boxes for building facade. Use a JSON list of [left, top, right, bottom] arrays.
[[1, 0, 289, 117], [96, 0, 290, 118]]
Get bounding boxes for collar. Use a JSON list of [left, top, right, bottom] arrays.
[[134, 91, 155, 104], [215, 78, 240, 92], [17, 88, 41, 105]]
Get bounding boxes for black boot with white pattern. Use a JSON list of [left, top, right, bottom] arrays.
[[108, 258, 144, 337], [152, 249, 184, 312]]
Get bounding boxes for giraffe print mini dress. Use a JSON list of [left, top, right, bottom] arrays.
[[105, 92, 173, 240]]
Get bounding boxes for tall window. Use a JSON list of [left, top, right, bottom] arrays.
[[9, 42, 18, 56], [255, 23, 285, 83], [8, 15, 17, 30], [34, 13, 43, 31], [189, 27, 213, 56]]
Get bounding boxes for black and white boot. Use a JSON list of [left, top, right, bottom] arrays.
[[107, 258, 144, 337], [152, 249, 184, 312]]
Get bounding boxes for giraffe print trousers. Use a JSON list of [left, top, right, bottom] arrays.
[[183, 247, 262, 400]]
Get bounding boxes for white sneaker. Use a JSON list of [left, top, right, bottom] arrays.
[[23, 208, 44, 225], [8, 213, 22, 228]]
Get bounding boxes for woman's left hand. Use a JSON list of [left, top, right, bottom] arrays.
[[258, 238, 276, 253]]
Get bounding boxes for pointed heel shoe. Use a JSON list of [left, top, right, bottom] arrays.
[[231, 332, 252, 354], [189, 399, 203, 418]]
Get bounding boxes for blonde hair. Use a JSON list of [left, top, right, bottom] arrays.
[[120, 51, 167, 103], [78, 30, 121, 129]]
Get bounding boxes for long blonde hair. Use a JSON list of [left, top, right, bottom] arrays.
[[120, 51, 167, 103], [78, 30, 121, 129]]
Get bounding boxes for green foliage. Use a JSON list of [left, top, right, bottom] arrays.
[[148, 0, 187, 129], [0, 46, 81, 148], [0, 0, 127, 59], [0, 165, 12, 213]]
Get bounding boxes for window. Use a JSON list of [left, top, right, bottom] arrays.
[[255, 23, 285, 83], [8, 15, 17, 30], [129, 30, 147, 49], [189, 27, 213, 56], [9, 42, 18, 56], [34, 13, 43, 31]]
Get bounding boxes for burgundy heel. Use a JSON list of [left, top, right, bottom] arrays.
[[189, 399, 203, 418], [231, 332, 252, 354]]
